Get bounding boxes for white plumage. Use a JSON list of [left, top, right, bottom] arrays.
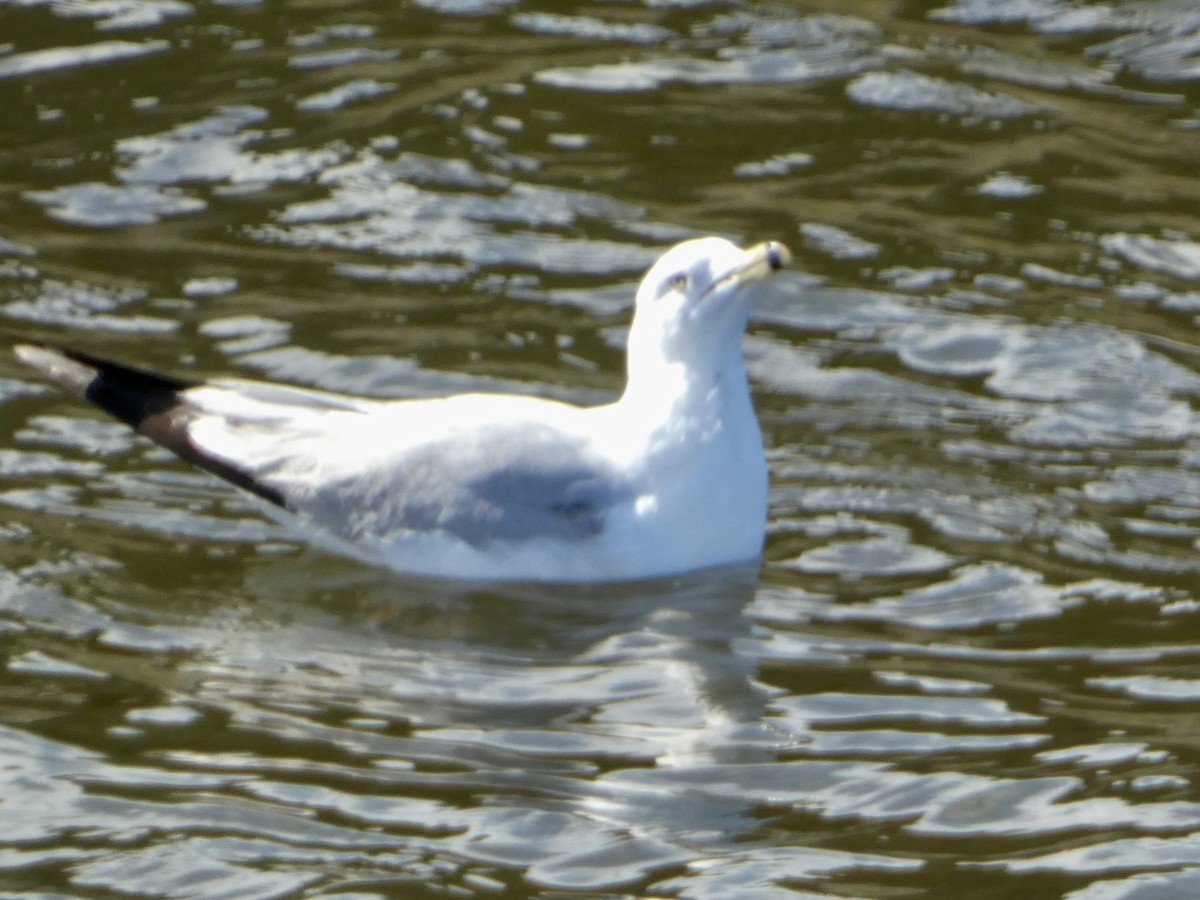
[[16, 237, 790, 582]]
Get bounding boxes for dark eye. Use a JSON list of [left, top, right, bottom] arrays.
[[667, 272, 689, 293]]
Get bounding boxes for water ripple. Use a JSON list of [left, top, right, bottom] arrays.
[[4, 0, 1200, 896], [0, 39, 170, 80], [847, 69, 1041, 119]]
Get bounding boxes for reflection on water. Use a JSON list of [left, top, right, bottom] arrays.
[[3, 0, 1200, 896]]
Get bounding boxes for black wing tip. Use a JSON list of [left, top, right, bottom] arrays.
[[16, 341, 199, 387], [15, 340, 288, 510], [15, 341, 201, 427], [20, 343, 186, 429]]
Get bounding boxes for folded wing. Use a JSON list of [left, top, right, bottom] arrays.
[[15, 344, 626, 548]]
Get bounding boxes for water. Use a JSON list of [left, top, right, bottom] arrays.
[[2, 0, 1200, 896]]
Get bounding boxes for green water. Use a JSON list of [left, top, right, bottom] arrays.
[[3, 1, 1200, 897]]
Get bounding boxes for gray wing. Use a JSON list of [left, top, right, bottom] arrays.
[[15, 343, 629, 548], [298, 422, 630, 547]]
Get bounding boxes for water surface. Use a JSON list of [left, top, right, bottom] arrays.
[[3, 1, 1200, 897]]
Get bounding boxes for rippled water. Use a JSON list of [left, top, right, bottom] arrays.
[[3, 0, 1200, 897]]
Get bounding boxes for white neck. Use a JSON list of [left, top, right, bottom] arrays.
[[618, 335, 757, 453], [608, 332, 768, 571]]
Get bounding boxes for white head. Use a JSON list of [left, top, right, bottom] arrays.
[[626, 237, 791, 378]]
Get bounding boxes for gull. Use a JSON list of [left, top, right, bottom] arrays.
[[15, 237, 791, 583]]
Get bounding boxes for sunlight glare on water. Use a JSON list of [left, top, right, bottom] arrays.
[[3, 0, 1200, 897]]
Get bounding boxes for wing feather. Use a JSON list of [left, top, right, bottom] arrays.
[[16, 344, 627, 547], [15, 344, 287, 506]]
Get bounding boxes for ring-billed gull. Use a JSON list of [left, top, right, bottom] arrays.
[[15, 237, 790, 582]]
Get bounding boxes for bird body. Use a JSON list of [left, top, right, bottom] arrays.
[[15, 237, 790, 583]]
